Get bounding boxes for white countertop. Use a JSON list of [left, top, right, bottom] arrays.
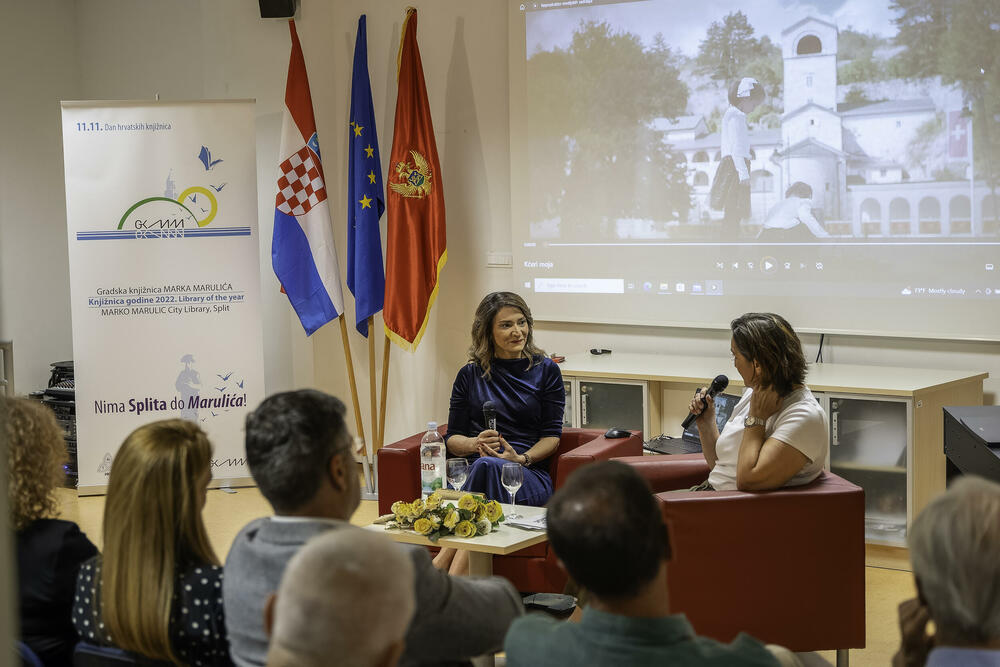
[[558, 352, 988, 396]]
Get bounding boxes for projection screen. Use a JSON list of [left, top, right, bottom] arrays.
[[508, 0, 1000, 340]]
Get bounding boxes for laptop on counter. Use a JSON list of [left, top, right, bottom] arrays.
[[644, 392, 741, 455]]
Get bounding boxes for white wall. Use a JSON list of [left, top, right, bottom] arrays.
[[0, 0, 512, 447], [0, 1, 82, 394], [0, 0, 995, 464]]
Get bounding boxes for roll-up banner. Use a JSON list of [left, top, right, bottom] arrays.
[[61, 100, 264, 493]]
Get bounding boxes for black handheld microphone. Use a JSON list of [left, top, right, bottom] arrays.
[[681, 375, 729, 430], [483, 400, 497, 431]]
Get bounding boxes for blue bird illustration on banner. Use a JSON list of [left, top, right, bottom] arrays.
[[198, 146, 224, 170]]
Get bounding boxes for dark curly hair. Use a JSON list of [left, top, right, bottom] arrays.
[[730, 312, 807, 396]]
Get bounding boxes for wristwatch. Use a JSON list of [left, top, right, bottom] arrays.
[[522, 453, 533, 467], [744, 415, 766, 428]]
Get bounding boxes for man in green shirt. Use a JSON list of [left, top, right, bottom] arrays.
[[504, 461, 783, 667]]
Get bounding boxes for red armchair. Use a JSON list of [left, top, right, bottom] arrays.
[[615, 454, 866, 657], [377, 427, 643, 592]]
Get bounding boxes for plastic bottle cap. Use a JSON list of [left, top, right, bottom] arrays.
[[427, 421, 438, 430]]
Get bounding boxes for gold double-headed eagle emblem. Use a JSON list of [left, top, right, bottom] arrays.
[[389, 150, 433, 198]]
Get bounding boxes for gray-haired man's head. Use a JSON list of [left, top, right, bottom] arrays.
[[266, 528, 415, 667], [909, 476, 1000, 646]]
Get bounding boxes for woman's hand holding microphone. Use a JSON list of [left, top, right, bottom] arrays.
[[475, 430, 521, 462], [689, 388, 716, 425]]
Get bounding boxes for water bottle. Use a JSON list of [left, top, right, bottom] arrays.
[[419, 421, 446, 497]]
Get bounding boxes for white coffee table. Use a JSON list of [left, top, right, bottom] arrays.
[[366, 503, 548, 667], [366, 502, 547, 576]]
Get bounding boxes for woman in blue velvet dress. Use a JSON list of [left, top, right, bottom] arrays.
[[445, 291, 564, 507]]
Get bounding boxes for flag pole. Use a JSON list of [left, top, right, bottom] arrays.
[[337, 314, 367, 456], [367, 317, 379, 461], [378, 335, 391, 450]]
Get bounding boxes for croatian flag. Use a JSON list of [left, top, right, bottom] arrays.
[[272, 20, 345, 336]]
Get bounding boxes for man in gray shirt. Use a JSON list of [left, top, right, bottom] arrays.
[[223, 389, 522, 667]]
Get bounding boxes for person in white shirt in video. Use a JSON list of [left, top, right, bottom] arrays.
[[711, 77, 765, 238], [757, 181, 831, 242]]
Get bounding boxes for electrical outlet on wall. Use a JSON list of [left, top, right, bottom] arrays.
[[487, 251, 512, 267]]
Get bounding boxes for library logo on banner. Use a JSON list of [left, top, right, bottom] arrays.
[[75, 144, 251, 242]]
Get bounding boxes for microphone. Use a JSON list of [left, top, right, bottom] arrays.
[[681, 375, 729, 430], [483, 400, 497, 431]]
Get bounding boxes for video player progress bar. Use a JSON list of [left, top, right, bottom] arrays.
[[546, 241, 1000, 247]]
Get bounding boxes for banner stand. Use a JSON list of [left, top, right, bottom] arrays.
[[62, 100, 266, 493]]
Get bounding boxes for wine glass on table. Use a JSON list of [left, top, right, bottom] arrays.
[[501, 462, 524, 519], [446, 458, 469, 491]]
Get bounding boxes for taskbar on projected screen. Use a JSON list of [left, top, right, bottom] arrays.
[[517, 241, 1000, 301], [523, 276, 1000, 300]]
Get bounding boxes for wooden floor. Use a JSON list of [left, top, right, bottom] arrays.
[[55, 486, 913, 667]]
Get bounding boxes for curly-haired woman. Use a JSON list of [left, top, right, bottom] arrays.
[[8, 398, 98, 666]]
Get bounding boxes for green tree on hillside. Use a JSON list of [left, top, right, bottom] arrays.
[[891, 0, 1000, 231], [526, 20, 692, 237], [696, 12, 783, 112]]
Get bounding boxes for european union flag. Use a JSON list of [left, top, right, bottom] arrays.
[[347, 14, 385, 336]]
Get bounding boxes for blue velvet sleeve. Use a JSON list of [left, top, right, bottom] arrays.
[[446, 363, 475, 443], [538, 358, 565, 439]]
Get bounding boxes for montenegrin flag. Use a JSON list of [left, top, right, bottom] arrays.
[[383, 7, 446, 351], [347, 14, 386, 337], [272, 19, 345, 336]]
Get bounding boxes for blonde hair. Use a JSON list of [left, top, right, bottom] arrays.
[[4, 398, 67, 532], [101, 419, 217, 664], [468, 292, 546, 380]]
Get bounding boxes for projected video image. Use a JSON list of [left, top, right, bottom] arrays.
[[524, 0, 1000, 243]]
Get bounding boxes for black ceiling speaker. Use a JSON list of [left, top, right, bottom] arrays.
[[259, 0, 297, 19]]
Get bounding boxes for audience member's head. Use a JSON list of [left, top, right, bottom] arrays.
[[266, 529, 415, 667], [909, 476, 1000, 647], [5, 398, 67, 532], [244, 389, 357, 517], [547, 461, 670, 601], [102, 419, 218, 662]]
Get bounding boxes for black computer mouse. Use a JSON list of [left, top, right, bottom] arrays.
[[604, 427, 631, 439]]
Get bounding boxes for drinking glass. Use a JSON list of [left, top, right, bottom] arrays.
[[501, 462, 524, 519], [446, 458, 469, 491]]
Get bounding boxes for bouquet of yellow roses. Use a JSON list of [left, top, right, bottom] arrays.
[[386, 491, 505, 542]]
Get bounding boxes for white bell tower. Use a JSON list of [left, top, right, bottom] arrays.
[[781, 17, 839, 113]]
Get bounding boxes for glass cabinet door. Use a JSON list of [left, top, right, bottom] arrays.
[[563, 380, 573, 428], [828, 396, 909, 545], [580, 381, 644, 433]]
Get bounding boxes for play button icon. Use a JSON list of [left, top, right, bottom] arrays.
[[761, 257, 777, 274]]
